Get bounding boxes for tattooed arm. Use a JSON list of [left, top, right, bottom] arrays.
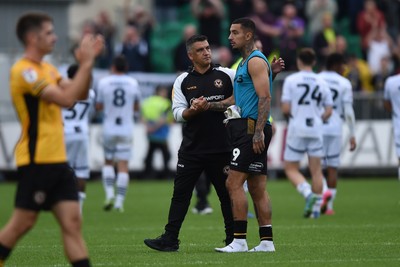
[[208, 95, 235, 111], [248, 57, 271, 154], [191, 95, 235, 112]]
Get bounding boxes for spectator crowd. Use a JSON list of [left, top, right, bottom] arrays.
[[74, 0, 400, 93]]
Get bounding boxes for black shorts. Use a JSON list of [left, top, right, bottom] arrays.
[[226, 118, 272, 174], [15, 163, 78, 211]]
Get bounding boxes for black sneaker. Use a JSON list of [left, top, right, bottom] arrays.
[[103, 199, 114, 211], [144, 233, 180, 252]]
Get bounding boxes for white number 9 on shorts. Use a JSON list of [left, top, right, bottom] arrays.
[[232, 148, 241, 161]]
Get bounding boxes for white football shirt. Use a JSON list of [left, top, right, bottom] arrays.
[[62, 89, 96, 138], [281, 70, 333, 138], [384, 74, 400, 137], [96, 74, 141, 136], [318, 71, 353, 136]]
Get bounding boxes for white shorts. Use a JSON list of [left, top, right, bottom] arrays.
[[65, 136, 90, 179], [284, 136, 324, 162], [322, 135, 341, 168], [103, 134, 132, 161]]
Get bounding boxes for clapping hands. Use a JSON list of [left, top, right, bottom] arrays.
[[74, 34, 105, 65], [190, 96, 210, 112]]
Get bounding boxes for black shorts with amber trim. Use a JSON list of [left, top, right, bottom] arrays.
[[15, 163, 78, 211], [226, 118, 272, 175]]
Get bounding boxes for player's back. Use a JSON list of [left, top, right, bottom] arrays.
[[97, 74, 141, 136], [318, 71, 353, 136], [282, 70, 332, 138], [62, 89, 96, 138]]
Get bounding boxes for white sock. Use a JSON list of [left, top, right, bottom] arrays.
[[102, 165, 115, 201], [322, 177, 328, 193], [114, 172, 129, 208], [296, 181, 312, 199], [312, 194, 323, 213], [78, 192, 86, 214], [327, 188, 337, 210]]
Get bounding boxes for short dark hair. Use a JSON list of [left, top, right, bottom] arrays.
[[297, 48, 316, 66], [113, 55, 128, 72], [326, 53, 345, 70], [16, 12, 53, 45], [67, 64, 79, 79], [186, 34, 208, 52], [232, 17, 256, 37]]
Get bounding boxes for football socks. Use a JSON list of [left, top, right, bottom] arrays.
[[297, 181, 312, 199], [102, 165, 115, 201]]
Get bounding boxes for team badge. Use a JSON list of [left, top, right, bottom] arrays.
[[22, 68, 38, 83], [214, 79, 223, 88], [33, 191, 46, 205], [223, 165, 230, 175]]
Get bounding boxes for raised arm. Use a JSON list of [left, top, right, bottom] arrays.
[[191, 0, 202, 17], [41, 34, 104, 107]]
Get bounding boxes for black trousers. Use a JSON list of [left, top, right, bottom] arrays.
[[164, 152, 233, 240], [194, 172, 212, 209], [144, 141, 171, 177]]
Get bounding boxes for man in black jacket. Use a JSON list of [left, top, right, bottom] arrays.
[[144, 34, 235, 251]]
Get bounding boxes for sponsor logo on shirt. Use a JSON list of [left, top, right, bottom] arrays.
[[205, 95, 225, 102]]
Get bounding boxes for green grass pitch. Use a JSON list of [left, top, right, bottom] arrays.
[[0, 178, 399, 267]]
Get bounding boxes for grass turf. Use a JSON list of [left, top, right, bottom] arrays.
[[0, 178, 399, 267]]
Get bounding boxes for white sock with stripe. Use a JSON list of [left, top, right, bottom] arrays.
[[102, 165, 115, 201], [115, 172, 129, 209]]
